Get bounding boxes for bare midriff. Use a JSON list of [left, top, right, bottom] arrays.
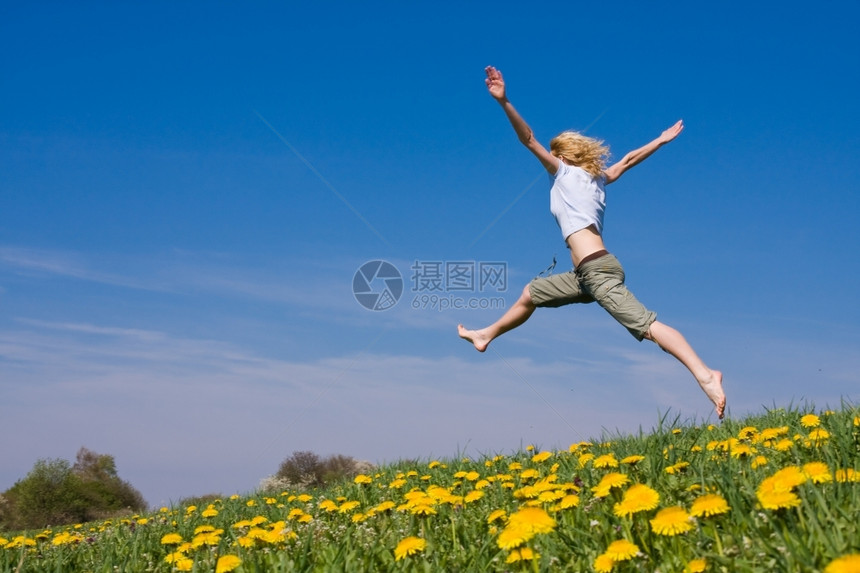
[[566, 225, 607, 267]]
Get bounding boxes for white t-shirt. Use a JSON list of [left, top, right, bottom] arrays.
[[549, 162, 606, 241]]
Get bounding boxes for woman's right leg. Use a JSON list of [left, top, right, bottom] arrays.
[[458, 283, 536, 352]]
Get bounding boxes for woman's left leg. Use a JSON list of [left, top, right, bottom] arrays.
[[644, 321, 725, 418], [579, 254, 726, 419]]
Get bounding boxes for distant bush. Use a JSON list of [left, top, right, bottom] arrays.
[[0, 447, 146, 531], [270, 451, 375, 491]]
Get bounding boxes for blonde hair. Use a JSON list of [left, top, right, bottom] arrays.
[[549, 131, 610, 178]]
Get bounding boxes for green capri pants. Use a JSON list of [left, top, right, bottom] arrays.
[[528, 251, 657, 341]]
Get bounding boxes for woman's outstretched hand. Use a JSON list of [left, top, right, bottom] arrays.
[[485, 66, 506, 100], [659, 120, 684, 144]]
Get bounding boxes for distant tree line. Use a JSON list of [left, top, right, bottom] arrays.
[[1, 448, 373, 532], [0, 447, 147, 531]]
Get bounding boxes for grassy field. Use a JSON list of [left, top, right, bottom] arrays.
[[2, 404, 859, 572]]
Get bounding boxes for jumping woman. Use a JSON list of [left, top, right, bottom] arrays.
[[458, 66, 726, 419]]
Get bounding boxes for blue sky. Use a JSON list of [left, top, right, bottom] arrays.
[[2, 1, 858, 508]]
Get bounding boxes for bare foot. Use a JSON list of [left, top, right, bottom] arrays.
[[458, 324, 491, 352], [699, 370, 726, 419]]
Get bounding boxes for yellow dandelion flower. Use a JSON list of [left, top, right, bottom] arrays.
[[160, 533, 183, 545], [487, 509, 507, 524], [394, 536, 426, 561], [202, 507, 218, 518], [192, 531, 222, 548], [532, 451, 553, 463], [507, 507, 556, 534], [388, 478, 407, 489], [578, 453, 595, 467], [428, 460, 441, 468], [774, 438, 794, 452], [835, 469, 860, 483], [738, 426, 758, 440], [374, 500, 396, 513], [354, 474, 372, 484], [757, 486, 801, 510], [6, 536, 36, 548], [165, 551, 190, 564], [690, 494, 730, 517], [809, 428, 830, 442], [752, 455, 769, 469], [410, 504, 436, 516], [319, 499, 338, 512], [338, 500, 360, 513], [594, 553, 616, 573], [508, 461, 523, 471], [613, 484, 661, 518], [537, 490, 564, 503], [592, 472, 630, 498], [800, 414, 820, 428], [729, 443, 755, 458], [772, 466, 808, 489], [464, 490, 484, 503], [506, 547, 539, 563], [594, 454, 619, 468], [685, 558, 707, 573], [51, 532, 81, 546], [497, 525, 531, 549], [245, 499, 256, 507], [194, 525, 215, 535], [825, 554, 860, 573], [559, 494, 580, 509], [758, 426, 786, 441], [665, 461, 690, 474], [520, 468, 540, 479], [604, 539, 639, 561], [297, 494, 313, 502], [803, 462, 833, 483], [650, 506, 694, 536], [519, 547, 538, 561], [621, 455, 645, 465], [215, 555, 242, 573]]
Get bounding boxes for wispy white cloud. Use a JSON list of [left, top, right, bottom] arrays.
[[0, 246, 170, 291]]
